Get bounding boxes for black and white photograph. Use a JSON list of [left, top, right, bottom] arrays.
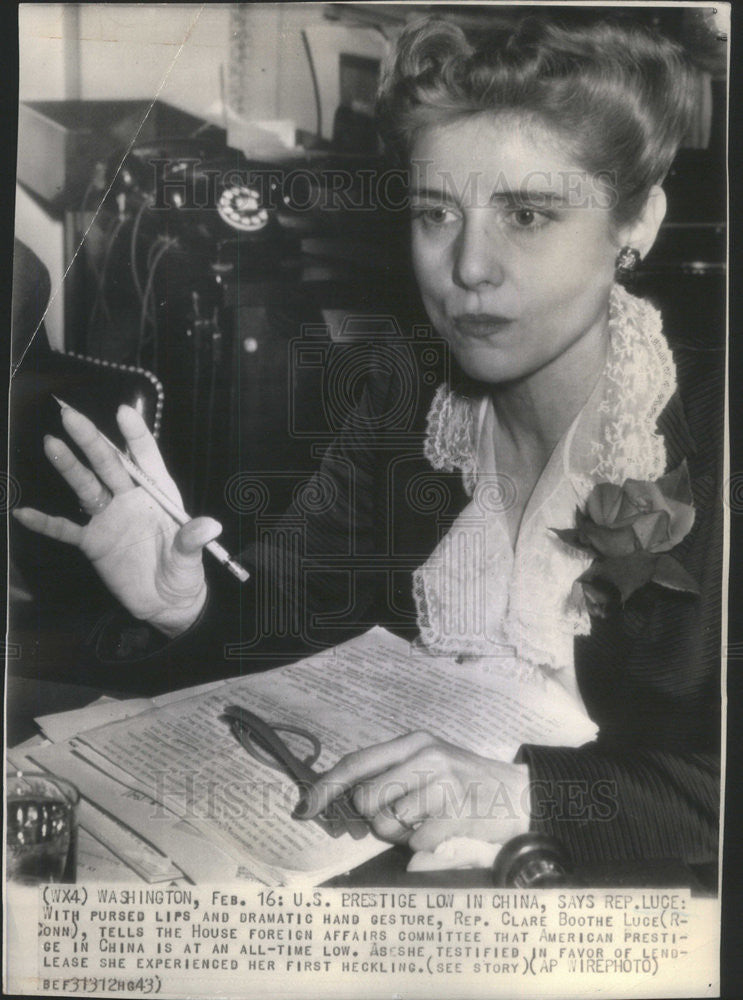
[[5, 3, 728, 997]]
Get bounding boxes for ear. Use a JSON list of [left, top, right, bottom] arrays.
[[616, 185, 667, 259]]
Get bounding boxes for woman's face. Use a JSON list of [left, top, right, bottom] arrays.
[[410, 113, 621, 386]]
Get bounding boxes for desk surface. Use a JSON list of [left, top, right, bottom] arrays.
[[6, 674, 123, 747]]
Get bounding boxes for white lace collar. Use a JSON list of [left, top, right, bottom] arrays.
[[423, 284, 675, 493], [413, 284, 677, 682]]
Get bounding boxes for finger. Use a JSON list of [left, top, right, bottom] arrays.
[[377, 786, 440, 839], [59, 405, 133, 494], [368, 776, 471, 844], [407, 772, 531, 851], [13, 507, 85, 547], [365, 792, 429, 843], [351, 753, 457, 841], [366, 811, 417, 844], [43, 436, 110, 512], [117, 405, 181, 503], [354, 743, 519, 835], [173, 517, 223, 558], [302, 731, 436, 818], [156, 517, 223, 594], [351, 756, 440, 819]]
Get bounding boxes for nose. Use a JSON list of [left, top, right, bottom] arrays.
[[453, 214, 505, 290]]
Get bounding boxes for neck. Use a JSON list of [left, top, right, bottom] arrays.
[[490, 312, 610, 461]]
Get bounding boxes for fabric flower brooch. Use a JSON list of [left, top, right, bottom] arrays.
[[553, 461, 699, 618]]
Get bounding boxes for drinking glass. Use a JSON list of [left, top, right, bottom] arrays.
[[6, 769, 79, 884]]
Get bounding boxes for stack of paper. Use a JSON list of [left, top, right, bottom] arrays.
[[20, 627, 598, 885]]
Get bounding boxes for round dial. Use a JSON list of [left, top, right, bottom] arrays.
[[217, 185, 270, 232]]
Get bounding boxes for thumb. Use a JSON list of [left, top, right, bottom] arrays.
[[172, 517, 223, 559]]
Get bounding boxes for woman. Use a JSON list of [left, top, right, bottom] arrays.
[[14, 15, 722, 867]]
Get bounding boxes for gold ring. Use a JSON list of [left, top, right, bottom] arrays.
[[388, 801, 421, 832]]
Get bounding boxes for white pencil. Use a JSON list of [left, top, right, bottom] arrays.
[[53, 396, 250, 583]]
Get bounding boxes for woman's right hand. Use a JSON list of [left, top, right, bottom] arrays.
[[12, 403, 223, 637]]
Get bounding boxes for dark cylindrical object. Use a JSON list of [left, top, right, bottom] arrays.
[[492, 833, 572, 888]]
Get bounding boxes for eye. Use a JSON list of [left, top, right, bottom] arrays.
[[513, 208, 537, 227], [411, 204, 459, 228], [505, 206, 552, 231]]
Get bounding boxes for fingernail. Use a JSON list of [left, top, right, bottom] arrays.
[[43, 435, 60, 459], [60, 406, 84, 425]]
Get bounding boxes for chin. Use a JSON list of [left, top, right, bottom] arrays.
[[451, 349, 516, 387]]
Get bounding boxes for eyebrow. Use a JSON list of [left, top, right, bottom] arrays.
[[409, 186, 571, 207]]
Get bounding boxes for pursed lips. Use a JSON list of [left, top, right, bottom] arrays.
[[452, 313, 515, 338]]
